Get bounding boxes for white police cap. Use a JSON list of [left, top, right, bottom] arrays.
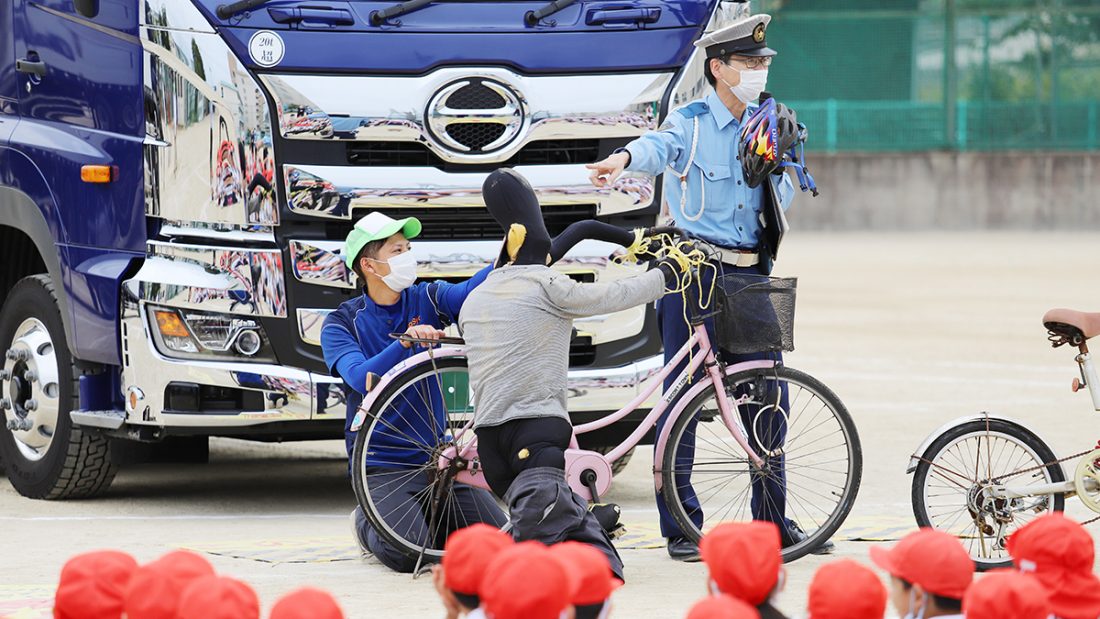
[[694, 14, 776, 59]]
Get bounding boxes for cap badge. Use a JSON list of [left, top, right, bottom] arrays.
[[753, 23, 766, 43]]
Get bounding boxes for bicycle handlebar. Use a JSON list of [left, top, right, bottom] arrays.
[[389, 333, 466, 346]]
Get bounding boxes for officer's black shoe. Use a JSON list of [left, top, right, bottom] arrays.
[[780, 521, 835, 555], [666, 536, 702, 562], [589, 503, 625, 539]]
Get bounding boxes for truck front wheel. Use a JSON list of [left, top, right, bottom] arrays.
[[0, 275, 116, 499]]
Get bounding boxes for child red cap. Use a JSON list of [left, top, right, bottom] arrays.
[[869, 527, 974, 599], [480, 541, 579, 619], [124, 550, 216, 619], [807, 559, 887, 619], [54, 550, 138, 619], [442, 523, 514, 596], [271, 587, 344, 619], [686, 595, 761, 619], [549, 541, 623, 607], [1006, 513, 1100, 619], [963, 570, 1050, 619], [699, 521, 782, 605], [176, 575, 260, 619]]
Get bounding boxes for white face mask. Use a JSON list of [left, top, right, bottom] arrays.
[[371, 250, 417, 292], [724, 68, 769, 104]]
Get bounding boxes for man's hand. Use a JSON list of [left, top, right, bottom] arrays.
[[401, 325, 446, 348], [585, 151, 630, 188]]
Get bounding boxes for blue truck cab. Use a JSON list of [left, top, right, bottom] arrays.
[[0, 0, 746, 498]]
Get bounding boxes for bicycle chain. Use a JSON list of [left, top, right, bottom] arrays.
[[913, 448, 1093, 486], [996, 448, 1094, 483]]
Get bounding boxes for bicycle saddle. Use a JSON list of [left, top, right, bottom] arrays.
[[1042, 308, 1100, 346]]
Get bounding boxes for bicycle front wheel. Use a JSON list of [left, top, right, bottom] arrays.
[[661, 365, 862, 562], [911, 418, 1065, 569], [351, 356, 505, 564]]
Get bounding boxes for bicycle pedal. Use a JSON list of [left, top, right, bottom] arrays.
[[606, 523, 627, 540]]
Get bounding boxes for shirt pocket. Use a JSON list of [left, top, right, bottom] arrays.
[[692, 157, 732, 183]]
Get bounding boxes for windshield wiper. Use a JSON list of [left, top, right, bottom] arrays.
[[369, 0, 435, 25], [216, 0, 273, 19], [525, 0, 577, 26]]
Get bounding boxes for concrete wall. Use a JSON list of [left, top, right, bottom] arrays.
[[790, 152, 1100, 230]]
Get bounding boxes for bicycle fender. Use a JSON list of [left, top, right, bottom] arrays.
[[349, 347, 467, 432], [652, 360, 776, 493], [905, 411, 1063, 475]]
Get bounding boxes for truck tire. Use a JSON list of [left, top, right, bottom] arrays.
[[0, 275, 117, 499]]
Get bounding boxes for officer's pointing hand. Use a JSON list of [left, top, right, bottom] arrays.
[[585, 151, 630, 188]]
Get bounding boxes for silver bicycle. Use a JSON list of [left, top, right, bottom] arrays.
[[908, 307, 1100, 569]]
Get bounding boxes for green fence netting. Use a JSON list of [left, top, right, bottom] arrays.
[[754, 0, 1100, 151]]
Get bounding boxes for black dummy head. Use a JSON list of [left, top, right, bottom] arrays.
[[482, 168, 551, 266]]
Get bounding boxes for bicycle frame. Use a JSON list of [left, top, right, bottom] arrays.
[[984, 341, 1100, 501], [354, 321, 777, 501], [909, 340, 1100, 505], [1075, 343, 1100, 411]]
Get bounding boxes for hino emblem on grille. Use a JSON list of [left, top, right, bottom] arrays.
[[425, 78, 525, 154]]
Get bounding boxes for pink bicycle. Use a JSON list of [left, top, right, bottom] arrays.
[[350, 238, 861, 566]]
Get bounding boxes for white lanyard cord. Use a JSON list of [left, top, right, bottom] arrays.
[[667, 116, 705, 222]]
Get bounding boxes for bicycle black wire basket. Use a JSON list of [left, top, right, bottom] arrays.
[[713, 273, 797, 354]]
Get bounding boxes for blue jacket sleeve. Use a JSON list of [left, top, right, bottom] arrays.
[[623, 111, 691, 177], [427, 264, 493, 324], [320, 315, 407, 395]]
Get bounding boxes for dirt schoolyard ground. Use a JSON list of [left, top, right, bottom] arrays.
[[3, 232, 1100, 618]]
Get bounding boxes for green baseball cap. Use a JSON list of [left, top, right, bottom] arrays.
[[344, 212, 422, 269]]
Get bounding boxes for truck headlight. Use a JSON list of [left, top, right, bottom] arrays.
[[149, 307, 273, 362]]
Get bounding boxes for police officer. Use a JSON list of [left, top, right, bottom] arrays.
[[586, 14, 832, 561]]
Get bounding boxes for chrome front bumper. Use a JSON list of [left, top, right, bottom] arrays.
[[115, 290, 661, 429]]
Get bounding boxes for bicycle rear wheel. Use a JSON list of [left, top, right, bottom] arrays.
[[911, 418, 1065, 569], [350, 356, 505, 563], [661, 365, 862, 562]]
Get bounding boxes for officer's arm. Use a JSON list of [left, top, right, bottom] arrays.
[[772, 172, 796, 212], [321, 318, 406, 394], [623, 112, 691, 176]]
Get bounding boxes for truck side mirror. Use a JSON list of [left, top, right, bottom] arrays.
[[73, 0, 99, 18]]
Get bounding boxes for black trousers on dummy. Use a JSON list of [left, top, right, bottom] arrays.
[[476, 417, 625, 580]]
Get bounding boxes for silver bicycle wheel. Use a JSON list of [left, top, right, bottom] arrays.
[[911, 418, 1065, 569]]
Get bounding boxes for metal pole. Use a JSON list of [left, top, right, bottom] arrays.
[[1088, 101, 1097, 150], [944, 0, 958, 149], [826, 98, 838, 153]]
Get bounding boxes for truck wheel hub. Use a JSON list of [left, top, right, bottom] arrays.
[[3, 318, 61, 462]]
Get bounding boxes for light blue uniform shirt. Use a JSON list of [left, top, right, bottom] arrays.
[[624, 90, 795, 249]]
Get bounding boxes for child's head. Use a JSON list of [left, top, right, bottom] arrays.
[[549, 542, 623, 619], [870, 528, 972, 618], [480, 541, 579, 619], [434, 524, 514, 613], [699, 521, 783, 606], [807, 560, 887, 619]]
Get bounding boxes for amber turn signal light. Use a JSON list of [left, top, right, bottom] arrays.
[[153, 310, 191, 338], [80, 165, 116, 183]]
